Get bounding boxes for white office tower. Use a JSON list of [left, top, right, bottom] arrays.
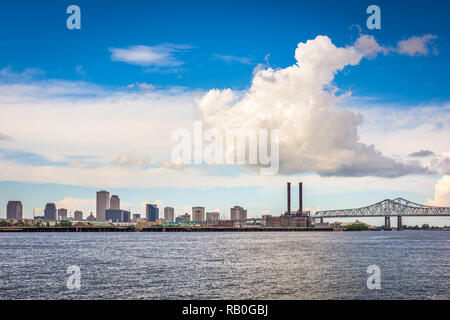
[[192, 206, 205, 222], [164, 207, 175, 222], [110, 195, 120, 210], [96, 190, 110, 222], [230, 206, 247, 221]]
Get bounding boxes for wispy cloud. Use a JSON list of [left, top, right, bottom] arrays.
[[0, 66, 45, 82], [213, 54, 253, 65], [112, 154, 151, 168], [125, 82, 155, 90], [0, 133, 12, 141], [395, 34, 438, 56], [109, 43, 192, 67], [409, 150, 435, 157], [75, 65, 86, 76], [348, 31, 438, 57]]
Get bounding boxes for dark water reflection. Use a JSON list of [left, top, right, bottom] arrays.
[[0, 231, 448, 299]]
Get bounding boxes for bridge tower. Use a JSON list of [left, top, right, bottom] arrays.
[[397, 216, 403, 231], [384, 216, 391, 229]]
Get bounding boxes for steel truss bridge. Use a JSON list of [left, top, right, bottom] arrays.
[[314, 198, 450, 229], [314, 198, 450, 218]]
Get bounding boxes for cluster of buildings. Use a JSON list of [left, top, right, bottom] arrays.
[[2, 182, 315, 228], [2, 191, 251, 226], [95, 191, 227, 224]]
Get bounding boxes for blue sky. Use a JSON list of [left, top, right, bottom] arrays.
[[0, 0, 450, 226], [1, 0, 448, 99]]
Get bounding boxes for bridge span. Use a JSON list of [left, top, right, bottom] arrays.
[[314, 198, 450, 229]]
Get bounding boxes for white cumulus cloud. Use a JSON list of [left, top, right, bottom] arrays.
[[197, 35, 432, 178], [427, 175, 450, 206]]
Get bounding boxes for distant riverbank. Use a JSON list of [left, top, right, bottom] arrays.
[[0, 226, 334, 232]]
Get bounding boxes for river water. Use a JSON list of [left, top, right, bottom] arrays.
[[0, 231, 448, 300]]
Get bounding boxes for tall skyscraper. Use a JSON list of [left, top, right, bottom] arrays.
[[192, 206, 205, 222], [230, 206, 247, 221], [96, 190, 110, 222], [110, 195, 120, 210], [74, 210, 83, 221], [7, 201, 22, 220], [206, 212, 220, 222], [44, 203, 57, 220], [164, 206, 175, 222], [58, 208, 68, 220], [146, 204, 159, 222]]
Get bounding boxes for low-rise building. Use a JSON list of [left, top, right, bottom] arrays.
[[86, 212, 96, 221], [105, 209, 130, 223], [266, 211, 312, 228], [206, 212, 220, 222], [176, 213, 191, 223]]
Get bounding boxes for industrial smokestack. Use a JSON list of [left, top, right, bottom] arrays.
[[299, 182, 303, 215], [287, 182, 291, 215]]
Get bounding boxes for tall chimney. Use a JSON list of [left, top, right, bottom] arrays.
[[287, 182, 291, 215], [299, 182, 303, 215]]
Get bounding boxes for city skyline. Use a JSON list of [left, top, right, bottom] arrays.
[[0, 1, 449, 305], [0, 1, 449, 227], [2, 185, 450, 228]]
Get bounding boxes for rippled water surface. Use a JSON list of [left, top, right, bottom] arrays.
[[0, 231, 448, 299]]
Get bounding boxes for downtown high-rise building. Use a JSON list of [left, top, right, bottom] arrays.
[[146, 204, 159, 222], [73, 210, 83, 221], [96, 190, 110, 222], [164, 206, 175, 222], [57, 208, 68, 220], [230, 206, 247, 221], [192, 206, 205, 222], [7, 201, 23, 220], [110, 195, 120, 210], [44, 203, 57, 220]]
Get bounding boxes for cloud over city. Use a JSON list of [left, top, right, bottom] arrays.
[[198, 35, 433, 178]]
